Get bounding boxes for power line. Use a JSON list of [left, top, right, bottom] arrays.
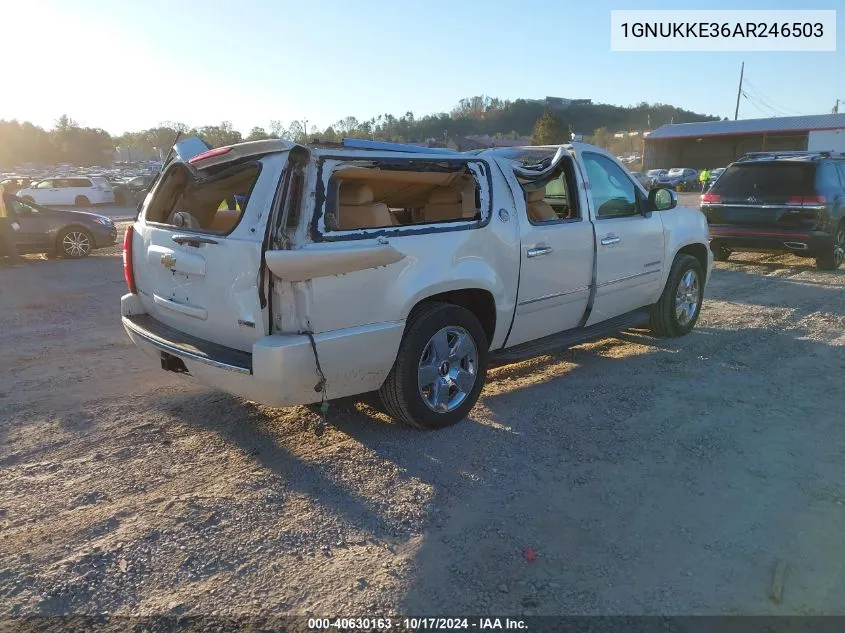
[[742, 77, 804, 115], [741, 91, 789, 118], [744, 91, 789, 117]]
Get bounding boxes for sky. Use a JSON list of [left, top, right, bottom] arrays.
[[3, 0, 842, 136]]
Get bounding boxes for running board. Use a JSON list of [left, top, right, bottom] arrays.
[[491, 308, 651, 365]]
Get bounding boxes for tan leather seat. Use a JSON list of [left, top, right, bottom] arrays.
[[211, 208, 241, 232], [525, 187, 557, 222], [421, 188, 464, 222], [337, 184, 396, 230]]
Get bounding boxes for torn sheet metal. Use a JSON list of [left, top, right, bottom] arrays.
[[265, 241, 406, 282]]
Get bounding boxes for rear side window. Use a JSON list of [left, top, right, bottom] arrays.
[[816, 162, 843, 192], [144, 162, 260, 234], [710, 163, 815, 199], [70, 178, 92, 187], [323, 162, 483, 232], [836, 163, 845, 187]]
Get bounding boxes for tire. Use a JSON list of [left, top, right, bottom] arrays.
[[74, 195, 91, 208], [58, 227, 93, 258], [378, 302, 488, 430], [21, 196, 34, 205], [113, 190, 125, 205], [711, 242, 732, 262], [650, 254, 705, 338], [815, 224, 844, 271]]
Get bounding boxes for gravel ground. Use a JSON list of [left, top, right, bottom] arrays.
[[1, 222, 844, 622]]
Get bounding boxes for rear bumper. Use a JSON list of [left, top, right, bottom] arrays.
[[120, 294, 404, 407], [708, 225, 833, 255]]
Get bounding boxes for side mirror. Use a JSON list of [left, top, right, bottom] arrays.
[[649, 187, 677, 211]]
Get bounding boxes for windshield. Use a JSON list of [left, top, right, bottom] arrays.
[[667, 168, 684, 175]]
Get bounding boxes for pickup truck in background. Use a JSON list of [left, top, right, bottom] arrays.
[[121, 138, 712, 429]]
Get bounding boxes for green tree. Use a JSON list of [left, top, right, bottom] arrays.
[[531, 110, 570, 145], [246, 126, 272, 141]]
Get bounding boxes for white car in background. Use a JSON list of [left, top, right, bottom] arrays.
[[16, 176, 115, 207]]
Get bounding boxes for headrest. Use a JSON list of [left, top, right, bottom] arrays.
[[339, 184, 374, 205], [426, 187, 462, 204], [526, 187, 546, 202]]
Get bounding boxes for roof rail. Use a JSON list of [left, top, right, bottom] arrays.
[[341, 138, 458, 155], [736, 150, 838, 162]]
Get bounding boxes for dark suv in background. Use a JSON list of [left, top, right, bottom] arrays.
[[701, 151, 845, 270]]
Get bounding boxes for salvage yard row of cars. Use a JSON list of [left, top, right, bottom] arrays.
[[630, 167, 726, 191], [1, 168, 157, 206]]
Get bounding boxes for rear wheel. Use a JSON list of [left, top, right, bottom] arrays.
[[378, 302, 488, 430], [815, 225, 844, 271], [650, 254, 704, 338], [74, 195, 91, 208], [58, 227, 93, 258]]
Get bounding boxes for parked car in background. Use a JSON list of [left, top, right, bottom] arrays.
[[706, 167, 726, 189], [100, 175, 131, 205], [126, 174, 155, 193], [1, 192, 118, 258], [121, 137, 711, 430], [702, 151, 845, 270], [657, 168, 699, 191], [643, 169, 668, 189], [0, 177, 34, 194], [16, 176, 116, 207], [629, 171, 652, 188]]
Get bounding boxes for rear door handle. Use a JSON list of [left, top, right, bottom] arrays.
[[172, 234, 219, 246], [527, 245, 553, 258], [601, 235, 621, 246]]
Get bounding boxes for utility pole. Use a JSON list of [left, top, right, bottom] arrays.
[[734, 61, 745, 121], [302, 118, 308, 143], [834, 99, 842, 114]]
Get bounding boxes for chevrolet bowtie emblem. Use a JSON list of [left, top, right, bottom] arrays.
[[160, 254, 176, 268]]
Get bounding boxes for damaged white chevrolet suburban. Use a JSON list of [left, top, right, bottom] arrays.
[[121, 137, 712, 429]]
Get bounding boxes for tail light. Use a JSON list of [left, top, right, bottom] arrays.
[[701, 193, 721, 203], [123, 225, 137, 294], [188, 146, 232, 164], [788, 195, 827, 206]]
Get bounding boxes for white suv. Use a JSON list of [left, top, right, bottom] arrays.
[[17, 176, 115, 207], [121, 137, 712, 429]]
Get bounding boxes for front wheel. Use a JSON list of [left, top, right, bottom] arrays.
[[650, 254, 705, 337], [58, 227, 93, 258], [378, 302, 488, 430], [815, 225, 844, 271], [74, 195, 91, 208]]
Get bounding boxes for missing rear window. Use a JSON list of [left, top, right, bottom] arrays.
[[145, 163, 260, 234]]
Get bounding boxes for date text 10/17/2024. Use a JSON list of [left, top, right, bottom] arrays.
[[308, 617, 528, 630]]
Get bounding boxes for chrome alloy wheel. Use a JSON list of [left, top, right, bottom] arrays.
[[833, 228, 845, 268], [675, 269, 700, 325], [63, 231, 91, 257], [417, 326, 478, 413]]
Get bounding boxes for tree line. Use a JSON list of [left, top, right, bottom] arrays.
[[0, 97, 721, 167]]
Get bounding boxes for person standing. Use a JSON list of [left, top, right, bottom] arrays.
[[699, 168, 711, 193], [0, 185, 25, 267]]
